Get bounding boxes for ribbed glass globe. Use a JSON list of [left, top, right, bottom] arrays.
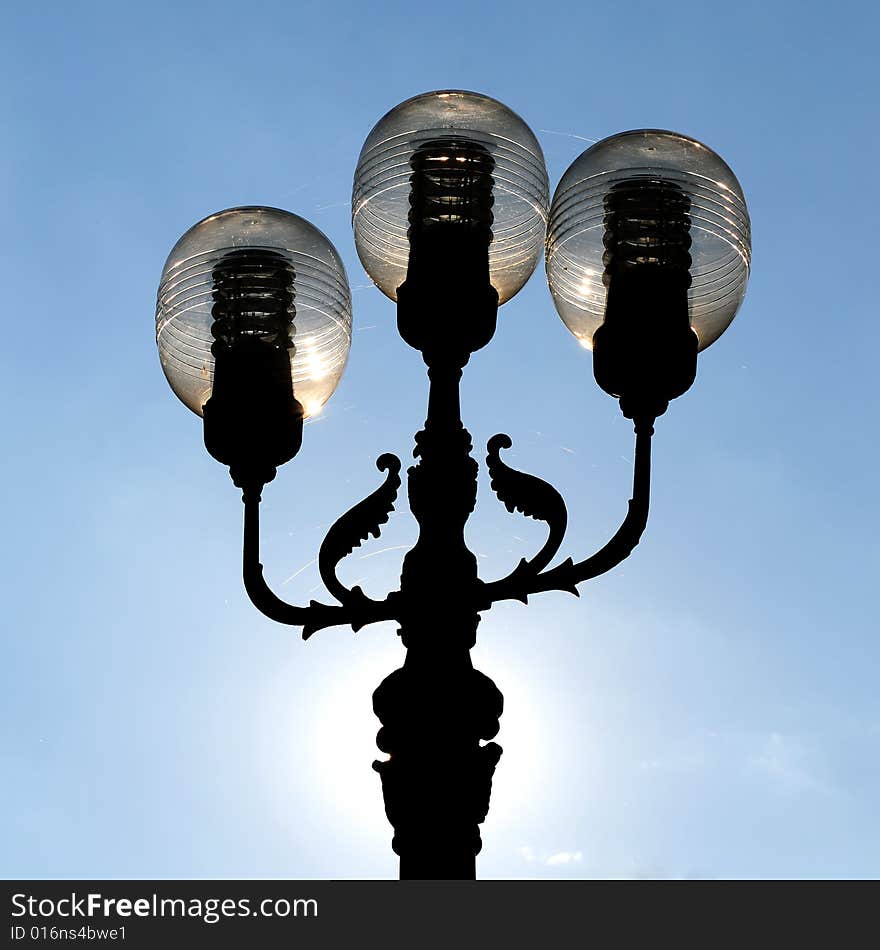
[[352, 90, 549, 304], [156, 206, 352, 418], [546, 130, 751, 351]]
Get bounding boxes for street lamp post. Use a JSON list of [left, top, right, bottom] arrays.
[[155, 90, 751, 880]]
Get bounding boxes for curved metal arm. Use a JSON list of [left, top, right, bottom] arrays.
[[318, 454, 402, 607], [242, 488, 399, 639], [480, 418, 654, 606], [484, 434, 568, 602]]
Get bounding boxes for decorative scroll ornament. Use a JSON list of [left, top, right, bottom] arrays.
[[318, 453, 402, 608], [484, 434, 569, 602]]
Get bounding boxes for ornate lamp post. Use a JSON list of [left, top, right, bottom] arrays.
[[155, 91, 751, 880]]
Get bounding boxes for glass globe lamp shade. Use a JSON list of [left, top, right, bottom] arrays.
[[352, 90, 549, 304], [155, 206, 352, 419], [546, 130, 751, 352]]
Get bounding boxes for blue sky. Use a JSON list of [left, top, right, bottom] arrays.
[[2, 0, 878, 879]]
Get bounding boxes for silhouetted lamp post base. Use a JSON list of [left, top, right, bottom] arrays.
[[155, 92, 751, 880]]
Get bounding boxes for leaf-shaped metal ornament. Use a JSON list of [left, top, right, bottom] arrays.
[[485, 434, 569, 600], [318, 453, 403, 607]]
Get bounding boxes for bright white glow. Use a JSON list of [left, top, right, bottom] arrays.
[[251, 641, 405, 863], [300, 337, 328, 382], [304, 398, 324, 418], [473, 654, 547, 830], [293, 642, 547, 844], [252, 615, 555, 869], [578, 269, 598, 297], [306, 642, 406, 834]]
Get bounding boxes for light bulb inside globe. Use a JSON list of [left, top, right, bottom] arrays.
[[155, 206, 352, 487], [352, 90, 549, 306], [546, 129, 751, 418]]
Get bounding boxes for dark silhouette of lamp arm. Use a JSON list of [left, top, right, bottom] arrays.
[[479, 175, 697, 606], [478, 417, 653, 607], [241, 481, 401, 638], [154, 97, 751, 881]]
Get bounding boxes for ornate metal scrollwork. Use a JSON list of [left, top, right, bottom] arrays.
[[481, 418, 654, 607], [318, 453, 403, 608], [241, 482, 400, 640], [483, 434, 570, 603]]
